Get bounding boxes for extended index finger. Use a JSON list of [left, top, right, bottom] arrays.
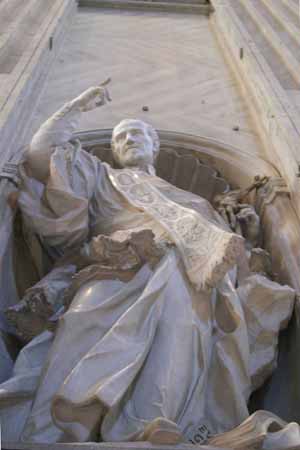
[[104, 87, 112, 102], [99, 77, 111, 87]]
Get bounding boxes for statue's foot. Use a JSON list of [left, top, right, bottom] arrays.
[[138, 418, 185, 445]]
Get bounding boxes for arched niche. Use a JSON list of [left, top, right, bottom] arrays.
[[75, 128, 279, 189]]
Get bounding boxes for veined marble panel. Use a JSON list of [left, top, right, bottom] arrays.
[[0, 0, 77, 169], [27, 7, 263, 161]]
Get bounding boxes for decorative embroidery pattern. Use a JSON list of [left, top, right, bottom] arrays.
[[107, 167, 244, 290]]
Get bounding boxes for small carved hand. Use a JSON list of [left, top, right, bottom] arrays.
[[5, 289, 54, 342], [72, 78, 112, 112]]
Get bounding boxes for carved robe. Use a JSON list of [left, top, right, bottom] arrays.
[[0, 141, 295, 444], [0, 96, 295, 443]]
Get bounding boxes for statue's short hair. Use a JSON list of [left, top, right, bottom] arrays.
[[111, 119, 160, 166]]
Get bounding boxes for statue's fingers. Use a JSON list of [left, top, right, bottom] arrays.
[[227, 206, 236, 229], [225, 210, 232, 227], [99, 87, 112, 103], [219, 208, 228, 224], [105, 88, 112, 102], [95, 93, 109, 106], [231, 215, 237, 230], [235, 222, 243, 236], [95, 98, 106, 107], [99, 77, 111, 87], [86, 86, 101, 97], [79, 87, 102, 106]]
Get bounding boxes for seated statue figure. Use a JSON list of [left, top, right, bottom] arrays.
[[0, 83, 296, 446]]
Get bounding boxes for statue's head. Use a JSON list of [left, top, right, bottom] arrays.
[[111, 119, 160, 168]]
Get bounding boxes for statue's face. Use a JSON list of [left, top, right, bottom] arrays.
[[112, 120, 155, 167]]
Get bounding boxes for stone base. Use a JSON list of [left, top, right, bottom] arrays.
[[3, 444, 202, 450], [79, 0, 213, 14]]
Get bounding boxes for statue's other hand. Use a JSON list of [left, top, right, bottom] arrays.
[[5, 289, 54, 343], [74, 79, 112, 112]]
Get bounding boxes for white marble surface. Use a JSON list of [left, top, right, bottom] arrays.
[[26, 8, 263, 157]]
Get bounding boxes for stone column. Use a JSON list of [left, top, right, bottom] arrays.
[[250, 177, 300, 423]]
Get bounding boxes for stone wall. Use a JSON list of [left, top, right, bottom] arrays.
[[0, 0, 77, 169]]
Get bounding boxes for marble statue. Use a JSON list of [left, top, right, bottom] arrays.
[[0, 83, 297, 447]]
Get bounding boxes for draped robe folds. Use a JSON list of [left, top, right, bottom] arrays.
[[0, 139, 295, 444]]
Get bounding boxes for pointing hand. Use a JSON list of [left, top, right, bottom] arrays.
[[73, 78, 112, 112]]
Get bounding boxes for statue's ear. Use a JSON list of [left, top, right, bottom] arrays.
[[110, 152, 120, 169], [110, 140, 119, 168]]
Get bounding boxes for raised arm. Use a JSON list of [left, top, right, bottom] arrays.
[[26, 80, 111, 183]]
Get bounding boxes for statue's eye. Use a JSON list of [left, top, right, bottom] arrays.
[[115, 132, 126, 141], [131, 129, 143, 136]]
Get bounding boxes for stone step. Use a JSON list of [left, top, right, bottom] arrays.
[[282, 0, 300, 24], [3, 443, 198, 450], [79, 0, 213, 14], [227, 0, 299, 89], [260, 0, 300, 48], [127, 0, 209, 5], [223, 0, 300, 91], [210, 0, 300, 219], [282, 0, 299, 17], [240, 0, 300, 86]]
